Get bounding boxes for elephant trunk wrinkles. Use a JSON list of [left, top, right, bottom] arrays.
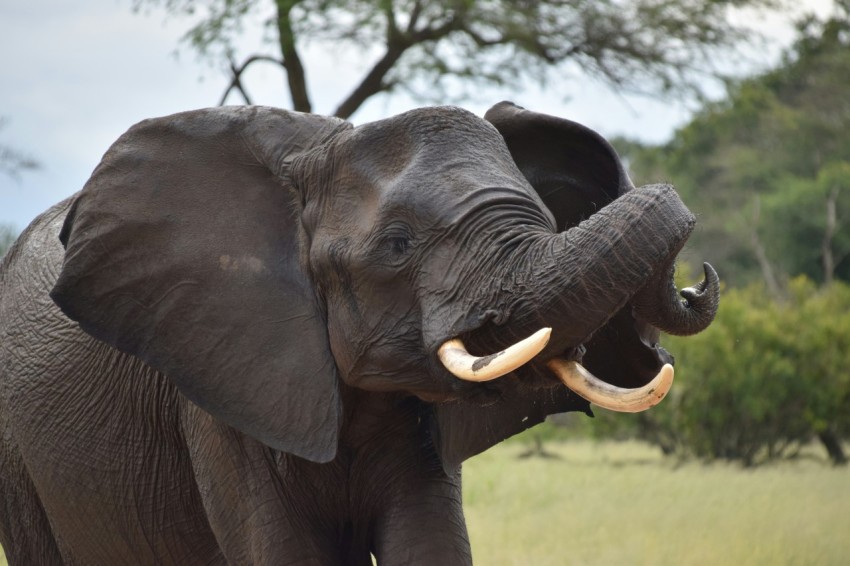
[[479, 185, 697, 357], [630, 261, 720, 336]]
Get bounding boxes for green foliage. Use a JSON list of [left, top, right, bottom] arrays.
[[602, 9, 850, 465], [623, 279, 850, 465], [762, 162, 850, 283], [0, 224, 18, 260], [0, 117, 39, 181], [616, 7, 850, 287]]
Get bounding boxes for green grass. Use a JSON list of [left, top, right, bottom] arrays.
[[464, 439, 849, 565], [2, 440, 847, 565]]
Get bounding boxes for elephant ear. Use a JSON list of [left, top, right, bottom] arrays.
[[484, 100, 634, 230], [52, 106, 350, 463]]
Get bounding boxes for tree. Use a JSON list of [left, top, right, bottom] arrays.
[[0, 224, 18, 260], [574, 6, 850, 465], [0, 118, 39, 181], [616, 3, 850, 288], [763, 162, 850, 286], [593, 279, 850, 466], [135, 0, 782, 119]]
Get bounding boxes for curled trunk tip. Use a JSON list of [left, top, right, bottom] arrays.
[[633, 262, 720, 337]]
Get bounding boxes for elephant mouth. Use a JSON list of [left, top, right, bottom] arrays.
[[437, 317, 674, 413]]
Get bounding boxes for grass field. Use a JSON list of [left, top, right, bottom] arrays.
[[1, 439, 847, 565], [465, 439, 849, 565]]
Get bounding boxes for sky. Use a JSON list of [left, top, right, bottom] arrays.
[[0, 0, 836, 231]]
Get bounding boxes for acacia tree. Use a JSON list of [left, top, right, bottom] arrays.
[[134, 0, 782, 119], [0, 118, 38, 181], [0, 224, 18, 260]]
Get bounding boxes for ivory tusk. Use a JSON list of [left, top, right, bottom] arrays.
[[547, 359, 674, 413], [437, 328, 552, 382]]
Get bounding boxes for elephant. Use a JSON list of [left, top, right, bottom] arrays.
[[0, 102, 718, 564]]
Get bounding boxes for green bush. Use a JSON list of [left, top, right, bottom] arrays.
[[589, 277, 850, 466]]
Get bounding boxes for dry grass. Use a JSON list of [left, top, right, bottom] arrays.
[[1, 440, 847, 565], [464, 439, 849, 565]]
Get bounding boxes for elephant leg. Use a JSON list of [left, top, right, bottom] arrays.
[[5, 336, 222, 564], [0, 437, 63, 565], [181, 403, 364, 565], [372, 470, 471, 565]]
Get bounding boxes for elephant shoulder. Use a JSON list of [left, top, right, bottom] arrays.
[[1, 195, 75, 308]]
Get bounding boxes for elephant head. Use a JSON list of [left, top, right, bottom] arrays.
[[51, 103, 718, 471]]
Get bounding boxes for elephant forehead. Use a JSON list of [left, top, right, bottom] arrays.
[[385, 163, 535, 218], [348, 106, 517, 175], [317, 107, 553, 233]]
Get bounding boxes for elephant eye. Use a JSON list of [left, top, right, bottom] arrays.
[[388, 235, 411, 255], [377, 223, 414, 260]]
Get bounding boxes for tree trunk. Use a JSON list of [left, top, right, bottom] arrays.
[[750, 196, 784, 299], [818, 429, 847, 466], [822, 186, 838, 286], [333, 45, 406, 119], [276, 0, 312, 113]]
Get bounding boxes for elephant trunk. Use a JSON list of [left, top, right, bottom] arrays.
[[630, 262, 719, 336], [431, 184, 707, 410], [428, 184, 716, 390], [502, 184, 701, 356], [432, 184, 716, 411]]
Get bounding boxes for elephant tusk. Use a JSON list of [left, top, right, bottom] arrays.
[[437, 328, 552, 382], [547, 359, 674, 412]]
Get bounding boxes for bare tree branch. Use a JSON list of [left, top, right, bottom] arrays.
[[406, 0, 424, 34], [219, 54, 284, 105], [750, 196, 785, 299], [137, 0, 783, 118], [275, 0, 311, 112], [822, 185, 839, 286]]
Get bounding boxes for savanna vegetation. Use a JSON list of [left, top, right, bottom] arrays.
[[590, 3, 850, 466], [616, 2, 850, 289], [465, 438, 850, 565], [578, 278, 850, 466], [0, 117, 38, 182]]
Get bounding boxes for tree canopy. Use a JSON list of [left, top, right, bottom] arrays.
[[0, 224, 16, 259], [0, 118, 39, 182], [596, 4, 850, 466], [616, 4, 850, 288], [135, 0, 783, 119]]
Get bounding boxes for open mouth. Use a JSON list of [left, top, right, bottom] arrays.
[[437, 325, 674, 413]]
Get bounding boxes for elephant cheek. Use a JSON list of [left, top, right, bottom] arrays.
[[326, 309, 396, 390]]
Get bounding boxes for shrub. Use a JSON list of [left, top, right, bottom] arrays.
[[591, 277, 850, 465]]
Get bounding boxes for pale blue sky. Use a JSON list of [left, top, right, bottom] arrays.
[[0, 0, 833, 231]]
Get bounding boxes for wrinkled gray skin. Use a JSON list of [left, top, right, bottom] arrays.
[[0, 103, 718, 564]]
